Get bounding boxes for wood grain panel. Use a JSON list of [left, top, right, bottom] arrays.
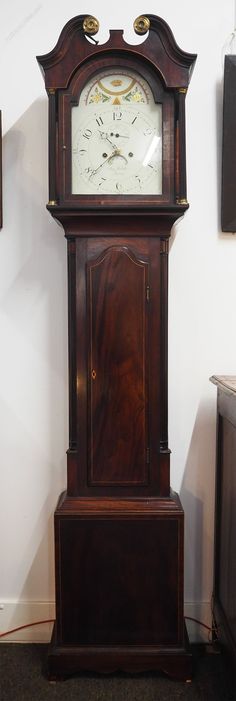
[[58, 516, 181, 645], [88, 246, 148, 485]]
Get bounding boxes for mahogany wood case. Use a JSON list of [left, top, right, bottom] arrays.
[[37, 13, 196, 680]]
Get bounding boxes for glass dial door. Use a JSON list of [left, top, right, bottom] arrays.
[[71, 69, 162, 195]]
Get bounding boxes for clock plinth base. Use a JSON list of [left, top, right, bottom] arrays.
[[47, 623, 192, 681], [48, 491, 192, 682]]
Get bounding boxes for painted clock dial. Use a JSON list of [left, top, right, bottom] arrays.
[[71, 68, 162, 195]]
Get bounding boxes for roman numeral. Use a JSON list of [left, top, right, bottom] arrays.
[[82, 129, 92, 140]]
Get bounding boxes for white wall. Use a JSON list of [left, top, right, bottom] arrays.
[[0, 0, 235, 642]]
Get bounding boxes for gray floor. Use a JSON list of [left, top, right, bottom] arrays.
[[0, 644, 234, 701]]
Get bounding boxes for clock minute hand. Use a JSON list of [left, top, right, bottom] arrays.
[[89, 149, 120, 178]]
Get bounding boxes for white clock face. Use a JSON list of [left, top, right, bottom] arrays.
[[71, 69, 162, 195]]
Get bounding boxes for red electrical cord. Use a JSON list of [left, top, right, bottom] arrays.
[[0, 616, 216, 640], [0, 619, 55, 639], [185, 616, 213, 632]]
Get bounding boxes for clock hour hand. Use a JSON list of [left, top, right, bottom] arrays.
[[98, 130, 117, 149]]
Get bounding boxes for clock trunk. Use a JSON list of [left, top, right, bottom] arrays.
[[66, 234, 169, 498]]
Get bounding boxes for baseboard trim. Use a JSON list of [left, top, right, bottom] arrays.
[[0, 601, 55, 643], [0, 600, 211, 644]]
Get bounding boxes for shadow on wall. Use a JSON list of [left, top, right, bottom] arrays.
[[2, 96, 68, 466], [180, 397, 216, 610], [1, 99, 68, 606], [17, 492, 56, 624], [2, 489, 56, 641]]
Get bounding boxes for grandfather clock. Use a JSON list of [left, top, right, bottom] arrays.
[[37, 14, 196, 680]]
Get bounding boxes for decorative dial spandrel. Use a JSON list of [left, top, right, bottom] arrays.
[[71, 69, 162, 195]]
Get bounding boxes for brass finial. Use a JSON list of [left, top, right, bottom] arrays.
[[83, 16, 99, 35], [133, 15, 150, 35]]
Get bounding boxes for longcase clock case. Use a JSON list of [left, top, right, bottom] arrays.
[[37, 13, 196, 679]]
